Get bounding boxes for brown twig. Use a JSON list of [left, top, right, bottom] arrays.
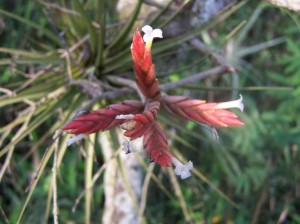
[[143, 0, 164, 9], [0, 206, 9, 224], [45, 10, 86, 76], [77, 66, 228, 109], [278, 208, 289, 224], [251, 184, 268, 224], [106, 76, 145, 102], [69, 79, 103, 99], [38, 0, 80, 15], [52, 133, 59, 224], [189, 37, 234, 71], [161, 65, 228, 91], [80, 88, 134, 111], [267, 0, 300, 12]]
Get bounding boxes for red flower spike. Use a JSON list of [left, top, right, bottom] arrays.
[[143, 122, 173, 167], [131, 28, 161, 100], [122, 101, 160, 140], [162, 95, 244, 127], [62, 25, 246, 178], [63, 100, 144, 135]]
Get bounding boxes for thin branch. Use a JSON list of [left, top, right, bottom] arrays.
[[52, 132, 59, 224], [72, 149, 122, 213], [189, 37, 233, 70], [161, 65, 228, 91], [106, 76, 145, 102], [0, 100, 35, 182], [278, 208, 289, 224], [0, 206, 9, 224], [267, 0, 300, 12], [80, 88, 134, 111], [85, 135, 95, 224], [168, 168, 192, 222], [75, 66, 228, 109], [60, 34, 89, 58], [0, 87, 15, 97], [138, 163, 155, 221], [38, 0, 80, 15], [45, 10, 85, 74], [92, 87, 133, 100], [69, 79, 103, 99], [143, 0, 164, 9], [237, 37, 286, 57]]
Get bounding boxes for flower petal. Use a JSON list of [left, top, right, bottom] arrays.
[[142, 25, 153, 34], [214, 94, 244, 112], [152, 28, 163, 38], [143, 34, 153, 43], [115, 114, 135, 119], [141, 25, 163, 43], [172, 157, 193, 180]]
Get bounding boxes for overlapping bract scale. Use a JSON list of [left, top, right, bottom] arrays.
[[131, 28, 160, 100], [63, 100, 144, 134], [123, 101, 160, 140], [143, 122, 173, 167], [162, 95, 244, 127]]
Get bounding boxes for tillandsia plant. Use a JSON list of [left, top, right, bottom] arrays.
[[63, 25, 245, 179]]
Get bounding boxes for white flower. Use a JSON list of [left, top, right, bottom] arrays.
[[116, 114, 136, 130], [122, 140, 132, 154], [171, 157, 193, 180], [214, 94, 244, 112], [66, 134, 85, 146], [211, 127, 219, 140], [142, 25, 163, 45], [121, 138, 143, 154], [115, 114, 135, 119]]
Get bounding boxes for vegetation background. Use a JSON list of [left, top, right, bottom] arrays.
[[0, 0, 299, 223]]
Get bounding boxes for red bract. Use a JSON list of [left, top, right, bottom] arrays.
[[122, 101, 160, 140], [143, 122, 173, 167], [162, 95, 244, 127], [63, 100, 143, 134], [131, 28, 160, 100], [63, 25, 245, 177]]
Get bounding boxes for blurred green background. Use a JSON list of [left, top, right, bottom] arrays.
[[0, 0, 299, 223]]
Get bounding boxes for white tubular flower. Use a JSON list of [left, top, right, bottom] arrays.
[[122, 141, 132, 154], [121, 137, 143, 154], [211, 127, 219, 140], [171, 157, 193, 180], [214, 94, 244, 112], [141, 25, 163, 48], [66, 134, 85, 146], [116, 114, 135, 130], [115, 114, 135, 119]]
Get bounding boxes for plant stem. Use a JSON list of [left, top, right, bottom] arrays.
[[161, 65, 228, 91], [52, 133, 59, 224], [85, 135, 95, 224]]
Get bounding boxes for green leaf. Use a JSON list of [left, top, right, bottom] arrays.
[[72, 0, 97, 54], [0, 8, 60, 45], [104, 0, 142, 55], [95, 0, 106, 69]]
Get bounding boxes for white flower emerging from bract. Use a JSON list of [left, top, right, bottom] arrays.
[[115, 114, 135, 119], [142, 25, 163, 48], [122, 141, 132, 153], [214, 94, 244, 112], [66, 134, 85, 146], [116, 114, 135, 130], [121, 137, 143, 154], [211, 127, 219, 140], [171, 157, 193, 180]]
